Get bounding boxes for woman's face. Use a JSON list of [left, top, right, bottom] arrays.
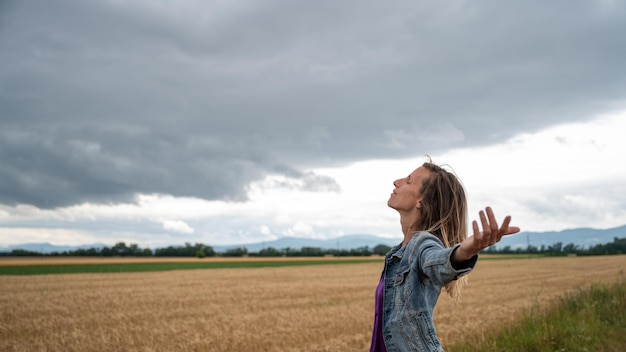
[[387, 166, 431, 212]]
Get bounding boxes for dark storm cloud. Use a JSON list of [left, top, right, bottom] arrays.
[[1, 0, 626, 208]]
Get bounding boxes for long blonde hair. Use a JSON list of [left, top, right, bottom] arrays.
[[416, 160, 468, 300]]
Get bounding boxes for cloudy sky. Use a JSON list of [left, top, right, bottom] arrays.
[[1, 0, 625, 249]]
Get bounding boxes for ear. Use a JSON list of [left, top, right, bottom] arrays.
[[415, 199, 423, 210]]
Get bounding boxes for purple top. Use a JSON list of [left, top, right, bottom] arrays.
[[369, 275, 387, 352]]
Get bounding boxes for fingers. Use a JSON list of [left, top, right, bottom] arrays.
[[499, 215, 511, 232], [498, 216, 521, 236], [475, 207, 519, 248], [472, 220, 480, 239], [486, 207, 499, 236], [479, 207, 497, 246], [481, 207, 497, 246], [479, 209, 489, 239], [498, 216, 512, 240], [506, 226, 521, 235]]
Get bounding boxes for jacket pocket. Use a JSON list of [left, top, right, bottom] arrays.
[[408, 310, 442, 351]]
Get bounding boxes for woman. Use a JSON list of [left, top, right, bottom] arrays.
[[369, 160, 520, 352]]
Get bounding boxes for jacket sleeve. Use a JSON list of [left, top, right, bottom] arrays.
[[411, 232, 478, 287]]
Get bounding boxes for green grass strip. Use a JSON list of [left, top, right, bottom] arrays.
[[0, 254, 551, 276], [0, 259, 380, 276], [447, 279, 626, 352], [478, 253, 550, 260]]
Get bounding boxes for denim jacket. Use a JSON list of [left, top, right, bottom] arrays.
[[381, 232, 477, 352]]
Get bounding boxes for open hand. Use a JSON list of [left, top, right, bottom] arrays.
[[454, 207, 521, 262]]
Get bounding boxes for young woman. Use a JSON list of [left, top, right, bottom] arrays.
[[369, 161, 520, 352]]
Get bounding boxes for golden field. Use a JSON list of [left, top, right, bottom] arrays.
[[1, 255, 624, 352]]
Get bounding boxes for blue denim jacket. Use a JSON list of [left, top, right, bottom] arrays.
[[381, 232, 477, 352]]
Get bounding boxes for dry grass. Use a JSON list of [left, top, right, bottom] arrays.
[[1, 255, 624, 352]]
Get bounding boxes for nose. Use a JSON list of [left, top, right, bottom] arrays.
[[393, 178, 401, 188]]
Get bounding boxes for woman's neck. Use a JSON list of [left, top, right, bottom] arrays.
[[399, 212, 420, 247]]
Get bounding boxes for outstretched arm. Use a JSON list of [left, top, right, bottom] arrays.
[[452, 206, 521, 265]]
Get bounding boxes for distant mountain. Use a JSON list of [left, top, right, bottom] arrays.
[[0, 242, 110, 254], [213, 234, 402, 253], [494, 225, 626, 250], [215, 225, 626, 252], [1, 225, 624, 254]]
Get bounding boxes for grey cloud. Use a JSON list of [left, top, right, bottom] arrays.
[[299, 172, 341, 193], [1, 0, 626, 207], [253, 170, 341, 193], [0, 125, 300, 207]]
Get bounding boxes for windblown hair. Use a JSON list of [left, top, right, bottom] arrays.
[[416, 159, 469, 300]]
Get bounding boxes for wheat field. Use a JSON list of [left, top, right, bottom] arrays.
[[1, 255, 624, 352]]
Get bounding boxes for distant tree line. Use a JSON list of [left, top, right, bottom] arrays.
[[482, 237, 626, 256], [2, 238, 624, 258], [1, 242, 215, 258], [0, 242, 392, 258]]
